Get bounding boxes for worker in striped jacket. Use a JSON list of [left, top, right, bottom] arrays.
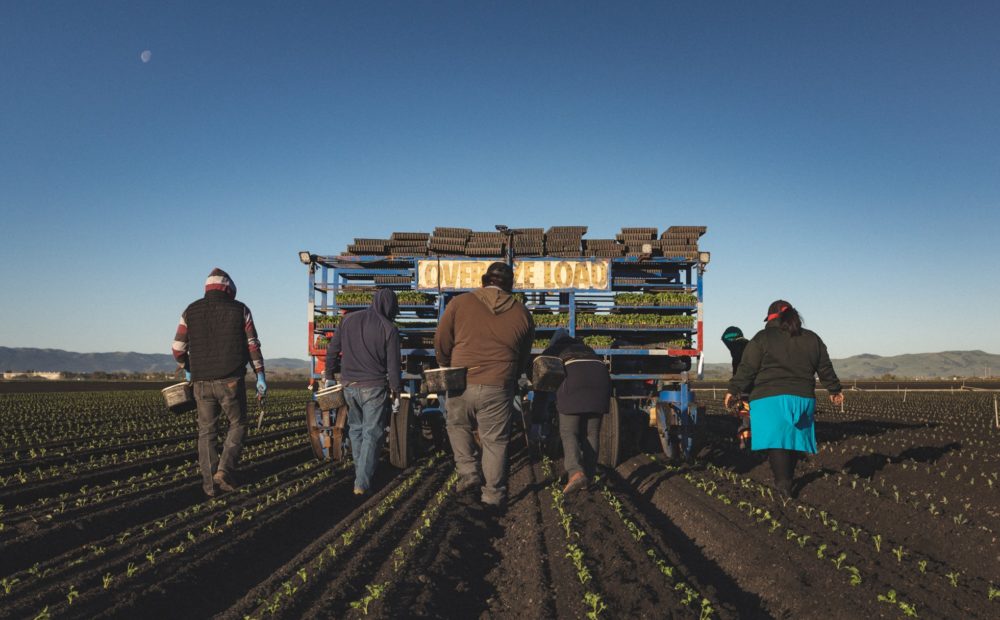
[[173, 268, 266, 498]]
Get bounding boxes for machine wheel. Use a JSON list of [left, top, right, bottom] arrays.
[[420, 412, 449, 453], [389, 396, 414, 468], [306, 401, 330, 461], [598, 396, 623, 468], [655, 405, 672, 459], [330, 405, 348, 462]]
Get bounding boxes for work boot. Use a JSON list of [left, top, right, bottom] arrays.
[[774, 478, 793, 499], [456, 475, 480, 494], [213, 470, 238, 493], [563, 471, 588, 494]]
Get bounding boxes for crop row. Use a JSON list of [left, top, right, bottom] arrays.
[[2, 459, 345, 618], [238, 454, 445, 618], [685, 459, 998, 615], [0, 431, 306, 535], [597, 479, 714, 617]]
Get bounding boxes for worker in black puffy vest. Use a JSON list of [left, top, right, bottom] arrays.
[[173, 268, 267, 497]]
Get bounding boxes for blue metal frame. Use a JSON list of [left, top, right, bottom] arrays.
[[304, 246, 707, 459]]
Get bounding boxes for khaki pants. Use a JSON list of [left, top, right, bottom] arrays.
[[445, 384, 513, 506]]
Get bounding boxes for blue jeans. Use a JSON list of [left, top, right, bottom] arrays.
[[345, 385, 389, 491]]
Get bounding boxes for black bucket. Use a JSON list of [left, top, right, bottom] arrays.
[[532, 356, 566, 392], [422, 367, 467, 393], [161, 382, 196, 414]]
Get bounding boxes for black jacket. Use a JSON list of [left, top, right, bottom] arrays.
[[728, 322, 842, 401], [325, 290, 402, 392], [185, 291, 250, 381], [540, 337, 611, 415]]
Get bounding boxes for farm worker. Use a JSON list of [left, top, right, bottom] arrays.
[[324, 288, 402, 496], [435, 261, 534, 513], [721, 326, 752, 450], [725, 300, 843, 498], [538, 328, 611, 493], [172, 268, 266, 498]]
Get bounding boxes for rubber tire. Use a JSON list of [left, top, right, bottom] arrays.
[[389, 397, 414, 468], [598, 396, 623, 468], [656, 406, 672, 460], [305, 401, 328, 461]]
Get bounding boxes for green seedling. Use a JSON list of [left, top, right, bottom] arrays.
[[892, 546, 906, 563], [877, 590, 898, 604], [584, 591, 607, 619]]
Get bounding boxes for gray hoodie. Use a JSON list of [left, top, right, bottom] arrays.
[[325, 289, 402, 391]]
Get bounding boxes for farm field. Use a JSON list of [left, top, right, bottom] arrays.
[[1, 386, 998, 619]]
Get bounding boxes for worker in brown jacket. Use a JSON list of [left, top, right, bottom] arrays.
[[435, 262, 534, 513]]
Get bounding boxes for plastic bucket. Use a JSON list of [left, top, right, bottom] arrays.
[[316, 384, 347, 410], [162, 382, 196, 414], [423, 367, 467, 393], [532, 356, 566, 392]]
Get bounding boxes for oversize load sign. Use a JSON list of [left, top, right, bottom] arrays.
[[417, 259, 610, 291]]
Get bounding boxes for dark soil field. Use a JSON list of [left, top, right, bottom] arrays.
[[1, 385, 998, 619]]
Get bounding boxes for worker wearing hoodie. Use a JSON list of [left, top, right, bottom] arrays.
[[173, 268, 266, 497], [436, 262, 534, 512], [325, 289, 402, 495]]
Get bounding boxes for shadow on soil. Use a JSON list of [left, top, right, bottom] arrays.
[[620, 460, 771, 618]]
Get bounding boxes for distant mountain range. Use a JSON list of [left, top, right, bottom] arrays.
[[1, 347, 997, 379], [701, 349, 1000, 380], [0, 347, 308, 374]]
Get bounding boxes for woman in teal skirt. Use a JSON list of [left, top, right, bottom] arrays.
[[725, 300, 844, 497]]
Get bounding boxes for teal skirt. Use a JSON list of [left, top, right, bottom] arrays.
[[749, 395, 817, 453]]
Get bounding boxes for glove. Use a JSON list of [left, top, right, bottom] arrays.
[[325, 379, 336, 388], [184, 370, 192, 383], [256, 373, 267, 397]]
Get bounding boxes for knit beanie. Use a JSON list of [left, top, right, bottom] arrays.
[[205, 268, 236, 298]]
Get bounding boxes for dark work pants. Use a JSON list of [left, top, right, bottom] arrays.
[[559, 412, 602, 478], [768, 448, 799, 485], [194, 376, 247, 494]]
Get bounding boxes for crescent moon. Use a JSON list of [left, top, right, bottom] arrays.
[[140, 50, 152, 63]]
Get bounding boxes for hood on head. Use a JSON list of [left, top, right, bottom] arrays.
[[550, 328, 571, 347], [472, 286, 516, 315], [371, 288, 399, 319], [205, 268, 236, 298]]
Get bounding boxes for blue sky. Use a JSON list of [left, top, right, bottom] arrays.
[[1, 1, 998, 364]]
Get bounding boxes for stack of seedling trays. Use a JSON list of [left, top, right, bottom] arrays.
[[429, 227, 471, 255], [660, 225, 706, 259], [583, 238, 624, 257], [511, 228, 545, 256], [345, 238, 392, 255], [616, 227, 660, 256], [545, 226, 586, 257], [388, 232, 430, 256], [465, 231, 506, 257], [374, 275, 415, 286]]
